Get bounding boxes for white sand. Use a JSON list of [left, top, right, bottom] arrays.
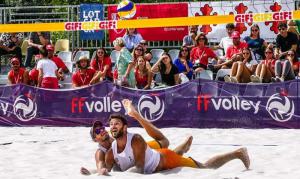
[[0, 127, 300, 179]]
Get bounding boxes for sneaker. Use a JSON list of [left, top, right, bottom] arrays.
[[250, 75, 261, 83], [230, 77, 238, 83], [224, 75, 232, 82]]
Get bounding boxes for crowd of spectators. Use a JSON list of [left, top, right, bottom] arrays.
[[1, 22, 300, 90]]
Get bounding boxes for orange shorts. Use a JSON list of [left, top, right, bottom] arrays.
[[156, 149, 198, 170], [147, 140, 162, 150]]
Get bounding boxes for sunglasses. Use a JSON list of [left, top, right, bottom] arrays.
[[97, 51, 104, 54], [287, 54, 295, 56], [265, 51, 273, 54], [243, 52, 250, 55], [136, 48, 143, 51], [251, 29, 258, 32], [95, 127, 105, 135], [278, 28, 286, 31]]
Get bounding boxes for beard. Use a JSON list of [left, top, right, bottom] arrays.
[[111, 129, 124, 139]]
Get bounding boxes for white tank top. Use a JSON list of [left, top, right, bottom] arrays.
[[111, 132, 161, 174]]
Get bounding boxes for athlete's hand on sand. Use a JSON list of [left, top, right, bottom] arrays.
[[98, 168, 109, 176], [80, 167, 91, 175], [122, 99, 139, 118]]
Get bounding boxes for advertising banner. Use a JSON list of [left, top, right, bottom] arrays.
[[0, 80, 299, 128]]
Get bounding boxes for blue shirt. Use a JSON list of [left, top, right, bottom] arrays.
[[122, 33, 143, 51], [174, 58, 193, 80]]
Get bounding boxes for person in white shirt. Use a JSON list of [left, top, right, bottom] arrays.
[[214, 23, 235, 61]]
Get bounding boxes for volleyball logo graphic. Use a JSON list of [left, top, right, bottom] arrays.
[[13, 95, 37, 122], [138, 95, 165, 122], [117, 0, 136, 19], [266, 93, 294, 122]]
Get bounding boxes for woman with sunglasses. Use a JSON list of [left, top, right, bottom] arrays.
[[224, 48, 258, 83], [272, 49, 298, 82], [131, 44, 152, 70], [134, 56, 152, 89], [251, 47, 277, 83], [243, 24, 268, 61], [90, 48, 113, 82], [174, 46, 193, 80]]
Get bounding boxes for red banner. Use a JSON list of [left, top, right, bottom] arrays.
[[108, 3, 188, 42]]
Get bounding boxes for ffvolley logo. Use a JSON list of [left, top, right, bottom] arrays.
[[266, 93, 294, 122], [138, 95, 165, 122], [13, 95, 37, 122]]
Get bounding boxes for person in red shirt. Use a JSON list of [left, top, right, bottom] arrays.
[[215, 31, 248, 69], [29, 54, 42, 86], [135, 56, 152, 89], [190, 33, 218, 73], [72, 56, 97, 88], [46, 44, 68, 80], [7, 57, 28, 85], [90, 48, 113, 82]]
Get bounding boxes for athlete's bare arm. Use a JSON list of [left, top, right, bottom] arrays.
[[131, 134, 147, 174], [95, 150, 109, 175], [105, 148, 116, 172]]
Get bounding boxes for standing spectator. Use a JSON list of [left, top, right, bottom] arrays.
[[224, 47, 258, 83], [25, 31, 50, 68], [72, 56, 97, 88], [7, 57, 28, 85], [37, 46, 62, 89], [183, 25, 198, 49], [251, 47, 277, 83], [113, 37, 136, 88], [174, 46, 193, 80], [214, 23, 235, 57], [139, 40, 152, 62], [272, 50, 299, 82], [29, 54, 42, 86], [135, 56, 152, 89], [216, 31, 248, 69], [190, 33, 218, 72], [0, 32, 23, 67], [122, 28, 143, 51], [275, 22, 298, 59], [243, 24, 268, 61], [90, 48, 113, 82], [151, 53, 179, 86]]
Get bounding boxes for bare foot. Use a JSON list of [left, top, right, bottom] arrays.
[[182, 136, 193, 154], [236, 148, 250, 170], [80, 167, 91, 175]]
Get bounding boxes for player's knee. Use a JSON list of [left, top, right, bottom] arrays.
[[160, 139, 169, 148]]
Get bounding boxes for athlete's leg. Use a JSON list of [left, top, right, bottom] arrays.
[[122, 99, 169, 148], [173, 136, 193, 156]]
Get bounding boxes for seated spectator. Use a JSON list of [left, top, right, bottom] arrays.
[[190, 33, 218, 72], [275, 22, 298, 59], [0, 32, 23, 67], [90, 48, 113, 82], [37, 46, 63, 89], [272, 50, 299, 82], [72, 56, 97, 88], [215, 31, 248, 69], [213, 23, 235, 57], [123, 28, 143, 51], [46, 44, 69, 74], [25, 31, 51, 68], [7, 57, 28, 85], [29, 54, 43, 86], [139, 40, 152, 61], [224, 47, 258, 83], [131, 44, 151, 70], [113, 37, 136, 88], [243, 24, 267, 61], [183, 25, 198, 49], [135, 56, 152, 89], [151, 53, 179, 86], [174, 46, 193, 80], [251, 47, 276, 83]]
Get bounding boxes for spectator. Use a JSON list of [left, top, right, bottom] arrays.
[[72, 56, 97, 88], [275, 22, 298, 59], [224, 47, 258, 83], [139, 40, 152, 62], [46, 44, 69, 74], [0, 32, 23, 67], [151, 53, 179, 86], [29, 54, 42, 86], [272, 50, 299, 82], [214, 23, 235, 57], [191, 33, 218, 72], [183, 25, 198, 49], [131, 44, 151, 70], [37, 46, 62, 89], [243, 24, 268, 61], [7, 57, 28, 85], [113, 37, 136, 88], [90, 48, 113, 82], [135, 56, 152, 89], [122, 28, 143, 51], [251, 47, 276, 83], [25, 31, 50, 68], [215, 31, 248, 69], [174, 46, 193, 80]]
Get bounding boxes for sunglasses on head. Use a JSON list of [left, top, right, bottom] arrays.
[[95, 127, 105, 135]]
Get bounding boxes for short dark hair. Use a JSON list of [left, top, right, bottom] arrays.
[[108, 113, 128, 125], [226, 23, 235, 29], [278, 22, 287, 29]]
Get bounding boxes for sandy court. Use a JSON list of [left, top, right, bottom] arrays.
[[0, 127, 300, 179]]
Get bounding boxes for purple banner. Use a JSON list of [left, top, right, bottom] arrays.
[[0, 80, 299, 128]]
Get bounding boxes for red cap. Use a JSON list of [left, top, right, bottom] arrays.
[[10, 57, 20, 64], [231, 31, 240, 38], [46, 44, 54, 51]]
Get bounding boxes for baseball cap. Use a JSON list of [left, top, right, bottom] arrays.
[[10, 57, 20, 64], [231, 31, 240, 38], [46, 44, 54, 51], [90, 120, 103, 141]]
